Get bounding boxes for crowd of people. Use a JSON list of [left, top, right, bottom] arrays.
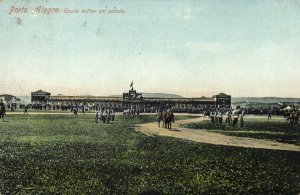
[[0, 100, 298, 119], [95, 108, 116, 123], [0, 98, 298, 127], [7, 102, 223, 114], [204, 106, 245, 127]]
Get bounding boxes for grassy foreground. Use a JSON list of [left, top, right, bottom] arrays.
[[0, 114, 300, 194]]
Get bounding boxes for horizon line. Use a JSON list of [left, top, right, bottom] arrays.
[[2, 93, 300, 99]]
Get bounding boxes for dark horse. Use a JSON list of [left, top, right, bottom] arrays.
[[163, 111, 175, 130]]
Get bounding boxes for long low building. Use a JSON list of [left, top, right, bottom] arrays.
[[31, 88, 231, 112]]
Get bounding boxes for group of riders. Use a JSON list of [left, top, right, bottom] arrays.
[[283, 106, 300, 125], [155, 108, 175, 129]]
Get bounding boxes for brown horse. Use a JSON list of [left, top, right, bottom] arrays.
[[163, 111, 175, 130]]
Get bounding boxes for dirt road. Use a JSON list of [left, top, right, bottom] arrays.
[[135, 117, 300, 152]]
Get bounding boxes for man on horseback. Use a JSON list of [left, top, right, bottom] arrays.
[[163, 109, 175, 130]]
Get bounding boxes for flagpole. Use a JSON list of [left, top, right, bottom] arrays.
[[130, 81, 133, 91]]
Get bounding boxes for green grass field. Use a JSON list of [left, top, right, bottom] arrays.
[[0, 114, 300, 194], [182, 115, 300, 146]]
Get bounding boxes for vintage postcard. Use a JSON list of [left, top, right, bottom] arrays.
[[1, 0, 300, 194]]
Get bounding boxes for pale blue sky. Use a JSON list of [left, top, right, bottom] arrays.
[[1, 0, 300, 97]]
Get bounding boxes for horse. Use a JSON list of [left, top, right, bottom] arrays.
[[163, 111, 175, 130]]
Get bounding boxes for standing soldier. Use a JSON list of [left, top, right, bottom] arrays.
[[260, 109, 263, 116], [211, 111, 215, 123], [214, 110, 218, 123], [81, 105, 85, 115], [0, 99, 6, 122], [240, 109, 245, 127], [24, 104, 29, 116], [111, 108, 115, 121], [267, 108, 272, 120], [156, 110, 163, 127], [225, 110, 232, 125], [218, 110, 223, 123], [73, 106, 78, 116], [232, 106, 240, 127]]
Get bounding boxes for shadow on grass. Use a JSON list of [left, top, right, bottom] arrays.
[[169, 128, 181, 132]]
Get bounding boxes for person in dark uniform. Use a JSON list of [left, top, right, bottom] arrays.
[[267, 109, 272, 119], [240, 109, 245, 127], [81, 106, 85, 115], [156, 110, 163, 127], [74, 106, 78, 116], [0, 99, 6, 122], [24, 105, 29, 116], [225, 110, 232, 125], [232, 106, 240, 127]]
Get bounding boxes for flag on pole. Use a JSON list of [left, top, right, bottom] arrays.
[[130, 81, 133, 88]]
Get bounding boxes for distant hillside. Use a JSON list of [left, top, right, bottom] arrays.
[[0, 94, 21, 102], [232, 97, 300, 104], [141, 93, 184, 98], [16, 96, 31, 104], [110, 93, 184, 98]]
